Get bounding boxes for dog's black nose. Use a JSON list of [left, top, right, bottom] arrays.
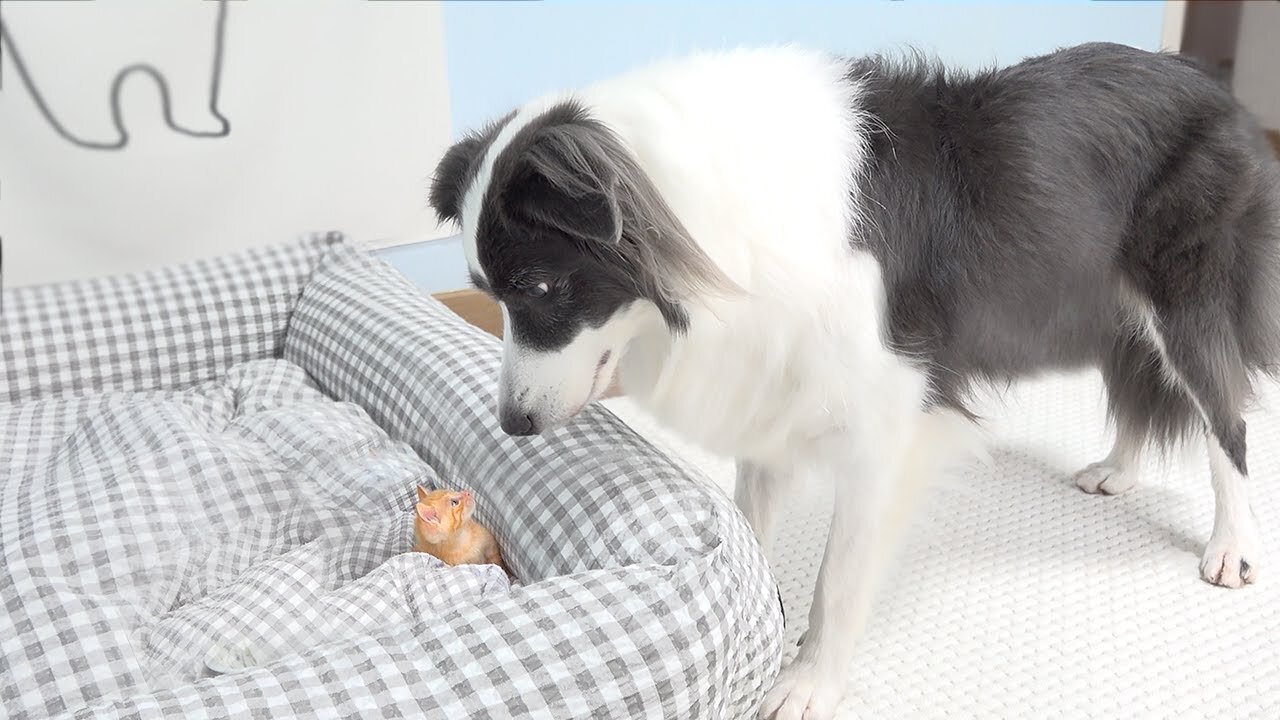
[[499, 409, 538, 436]]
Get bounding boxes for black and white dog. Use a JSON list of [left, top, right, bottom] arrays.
[[429, 43, 1280, 719]]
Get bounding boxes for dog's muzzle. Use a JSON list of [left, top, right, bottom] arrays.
[[498, 404, 540, 437]]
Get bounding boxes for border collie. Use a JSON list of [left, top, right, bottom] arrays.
[[429, 43, 1280, 719]]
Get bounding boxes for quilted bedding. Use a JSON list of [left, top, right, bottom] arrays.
[[1, 235, 783, 719], [4, 358, 510, 693]]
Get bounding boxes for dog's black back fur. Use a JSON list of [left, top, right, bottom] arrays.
[[853, 42, 1280, 473]]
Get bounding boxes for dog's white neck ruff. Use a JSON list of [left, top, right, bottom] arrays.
[[584, 48, 899, 464]]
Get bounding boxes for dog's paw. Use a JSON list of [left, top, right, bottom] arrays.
[[1073, 461, 1137, 495], [1200, 527, 1261, 588], [758, 658, 844, 720]]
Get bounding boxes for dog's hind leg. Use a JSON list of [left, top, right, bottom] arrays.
[[1077, 329, 1196, 496], [1074, 419, 1144, 496], [1138, 298, 1262, 588], [1202, 425, 1261, 587]]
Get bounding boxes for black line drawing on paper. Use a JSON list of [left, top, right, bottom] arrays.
[[0, 0, 232, 150]]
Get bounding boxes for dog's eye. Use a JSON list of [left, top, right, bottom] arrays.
[[451, 498, 460, 507], [527, 282, 549, 298]]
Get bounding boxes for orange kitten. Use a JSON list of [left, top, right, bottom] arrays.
[[412, 486, 508, 576]]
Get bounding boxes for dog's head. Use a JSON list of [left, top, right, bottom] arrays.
[[429, 100, 732, 436]]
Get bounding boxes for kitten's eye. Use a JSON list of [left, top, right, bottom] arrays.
[[451, 498, 460, 507], [527, 282, 549, 298]]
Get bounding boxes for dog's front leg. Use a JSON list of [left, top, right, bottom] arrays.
[[736, 460, 792, 553], [759, 412, 924, 720]]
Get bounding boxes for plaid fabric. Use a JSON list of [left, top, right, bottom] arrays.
[[0, 241, 783, 719], [0, 233, 343, 405], [1, 359, 508, 717], [285, 247, 783, 717]]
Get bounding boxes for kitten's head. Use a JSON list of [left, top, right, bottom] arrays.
[[415, 486, 474, 540]]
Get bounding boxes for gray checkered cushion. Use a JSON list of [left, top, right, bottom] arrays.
[[0, 232, 343, 405], [0, 240, 783, 719]]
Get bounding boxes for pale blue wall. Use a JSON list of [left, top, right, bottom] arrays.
[[441, 0, 1166, 138], [383, 0, 1167, 293], [378, 235, 469, 293]]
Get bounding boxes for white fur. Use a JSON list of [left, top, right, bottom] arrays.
[[1074, 424, 1143, 495], [497, 302, 635, 427], [462, 48, 982, 719], [1203, 439, 1262, 587]]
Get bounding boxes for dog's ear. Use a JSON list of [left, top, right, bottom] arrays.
[[429, 137, 484, 224], [505, 124, 623, 246]]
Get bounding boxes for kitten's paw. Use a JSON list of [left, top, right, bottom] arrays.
[[1200, 526, 1262, 588], [758, 658, 844, 720], [1073, 462, 1137, 495]]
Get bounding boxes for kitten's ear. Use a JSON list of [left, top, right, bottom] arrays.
[[416, 486, 429, 503], [417, 504, 439, 524]]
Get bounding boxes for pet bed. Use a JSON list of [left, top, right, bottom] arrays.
[[0, 234, 783, 719]]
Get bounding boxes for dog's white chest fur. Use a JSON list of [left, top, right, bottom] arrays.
[[618, 319, 817, 462], [617, 250, 905, 466]]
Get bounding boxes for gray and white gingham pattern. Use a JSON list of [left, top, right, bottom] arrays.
[[1, 240, 783, 719], [0, 232, 343, 405]]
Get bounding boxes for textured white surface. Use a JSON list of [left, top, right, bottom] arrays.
[[603, 370, 1280, 719]]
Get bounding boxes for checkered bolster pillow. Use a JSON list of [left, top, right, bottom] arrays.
[[281, 246, 785, 716], [0, 233, 343, 405]]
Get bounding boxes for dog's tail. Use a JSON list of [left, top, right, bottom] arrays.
[[1241, 151, 1280, 385]]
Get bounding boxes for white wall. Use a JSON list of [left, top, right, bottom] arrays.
[[1233, 1, 1280, 130], [1161, 1, 1187, 53], [1, 0, 452, 288]]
